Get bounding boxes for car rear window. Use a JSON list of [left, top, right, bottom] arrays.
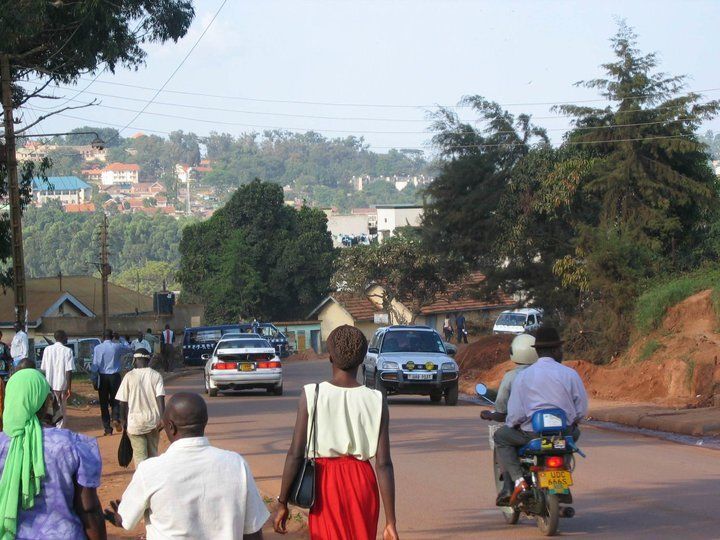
[[217, 339, 271, 349], [381, 330, 445, 353]]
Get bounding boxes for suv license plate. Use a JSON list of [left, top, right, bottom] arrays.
[[239, 363, 255, 372], [407, 373, 433, 380]]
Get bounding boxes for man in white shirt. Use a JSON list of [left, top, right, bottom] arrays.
[[493, 327, 588, 506], [105, 393, 269, 539], [40, 329, 75, 428], [10, 322, 29, 368], [130, 331, 151, 353], [115, 349, 165, 465]]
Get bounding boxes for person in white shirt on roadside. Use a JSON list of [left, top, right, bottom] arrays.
[[115, 349, 165, 465], [104, 392, 269, 540], [40, 329, 75, 428], [10, 322, 29, 368], [130, 331, 152, 353]]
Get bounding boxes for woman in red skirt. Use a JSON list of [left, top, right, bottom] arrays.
[[274, 325, 398, 540]]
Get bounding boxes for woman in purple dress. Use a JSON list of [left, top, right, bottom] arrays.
[[0, 368, 106, 540]]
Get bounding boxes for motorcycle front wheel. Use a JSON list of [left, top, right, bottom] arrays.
[[536, 492, 560, 536]]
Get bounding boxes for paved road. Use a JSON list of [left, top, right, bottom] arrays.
[[169, 360, 720, 539]]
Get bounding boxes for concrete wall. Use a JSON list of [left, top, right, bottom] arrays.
[[327, 214, 369, 238]]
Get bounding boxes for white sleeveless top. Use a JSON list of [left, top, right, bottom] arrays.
[[304, 382, 383, 461]]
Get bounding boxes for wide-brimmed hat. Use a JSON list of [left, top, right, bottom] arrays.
[[531, 327, 564, 348]]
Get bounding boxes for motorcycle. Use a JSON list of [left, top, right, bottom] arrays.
[[476, 383, 585, 536]]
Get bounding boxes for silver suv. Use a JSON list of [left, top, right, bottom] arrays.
[[362, 326, 459, 405]]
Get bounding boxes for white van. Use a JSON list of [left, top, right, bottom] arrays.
[[493, 308, 543, 335]]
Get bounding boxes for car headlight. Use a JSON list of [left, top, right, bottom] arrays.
[[381, 361, 399, 370], [442, 362, 457, 371]]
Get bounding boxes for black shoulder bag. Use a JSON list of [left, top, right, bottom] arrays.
[[288, 383, 319, 508]]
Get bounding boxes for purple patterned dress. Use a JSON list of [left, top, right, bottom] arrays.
[[0, 428, 102, 539]]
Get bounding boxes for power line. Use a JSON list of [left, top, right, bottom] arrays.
[[23, 98, 702, 136], [39, 82, 719, 125], [21, 69, 720, 109], [113, 0, 229, 138], [21, 109, 699, 152]]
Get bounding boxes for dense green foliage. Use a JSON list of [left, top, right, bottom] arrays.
[[0, 0, 194, 290], [178, 180, 336, 322], [422, 23, 720, 360], [112, 261, 180, 296], [633, 266, 720, 334], [22, 203, 187, 279]]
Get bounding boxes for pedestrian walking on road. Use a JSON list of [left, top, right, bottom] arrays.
[[275, 325, 398, 540], [40, 330, 75, 429], [145, 328, 158, 355], [455, 313, 468, 344], [93, 329, 125, 435], [115, 349, 165, 466], [160, 324, 175, 372], [0, 368, 106, 540], [131, 331, 152, 353], [442, 315, 454, 342], [10, 322, 29, 368], [0, 330, 12, 373], [104, 392, 268, 539]]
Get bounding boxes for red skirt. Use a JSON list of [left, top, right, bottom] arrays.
[[309, 456, 380, 540]]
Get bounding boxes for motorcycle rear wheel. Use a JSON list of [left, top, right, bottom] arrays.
[[503, 509, 520, 524], [536, 492, 560, 536]]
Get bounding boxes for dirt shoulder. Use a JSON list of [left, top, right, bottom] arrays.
[[67, 374, 307, 540]]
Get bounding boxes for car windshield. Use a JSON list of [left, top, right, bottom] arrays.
[[381, 330, 445, 353], [217, 338, 271, 349], [187, 329, 223, 344], [496, 313, 527, 326]]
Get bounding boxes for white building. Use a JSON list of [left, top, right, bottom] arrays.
[[32, 176, 92, 207], [375, 204, 423, 241], [101, 163, 140, 185]]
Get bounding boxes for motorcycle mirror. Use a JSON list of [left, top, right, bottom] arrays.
[[475, 383, 488, 396]]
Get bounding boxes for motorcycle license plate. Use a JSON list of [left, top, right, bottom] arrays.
[[239, 363, 255, 372], [538, 470, 573, 490], [407, 373, 433, 380]]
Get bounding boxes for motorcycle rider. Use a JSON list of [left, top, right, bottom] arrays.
[[481, 333, 538, 423], [493, 327, 588, 506]]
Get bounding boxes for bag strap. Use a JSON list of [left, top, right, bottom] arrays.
[[305, 383, 320, 460]]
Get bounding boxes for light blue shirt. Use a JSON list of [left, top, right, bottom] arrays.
[[506, 357, 588, 431], [93, 340, 123, 374]]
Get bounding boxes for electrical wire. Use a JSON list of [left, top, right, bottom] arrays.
[[39, 82, 719, 125]]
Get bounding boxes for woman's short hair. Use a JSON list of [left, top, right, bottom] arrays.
[[327, 325, 367, 370]]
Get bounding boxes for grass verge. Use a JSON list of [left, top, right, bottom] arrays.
[[634, 267, 720, 334]]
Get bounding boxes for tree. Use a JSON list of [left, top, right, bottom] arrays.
[[333, 230, 466, 324], [112, 261, 179, 296], [422, 22, 719, 357], [0, 1, 194, 289], [177, 180, 336, 322]]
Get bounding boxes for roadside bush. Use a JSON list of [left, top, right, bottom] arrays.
[[634, 266, 720, 334]]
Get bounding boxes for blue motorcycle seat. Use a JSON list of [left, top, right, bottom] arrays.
[[518, 436, 576, 456]]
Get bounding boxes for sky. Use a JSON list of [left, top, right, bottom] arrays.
[[22, 0, 720, 155]]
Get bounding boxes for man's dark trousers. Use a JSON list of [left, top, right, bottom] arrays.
[[98, 373, 122, 432], [494, 425, 581, 481]]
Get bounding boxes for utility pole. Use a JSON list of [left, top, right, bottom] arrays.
[[96, 214, 112, 333], [186, 170, 191, 215], [1, 54, 26, 326]]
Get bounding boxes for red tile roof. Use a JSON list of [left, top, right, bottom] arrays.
[[103, 162, 140, 172], [64, 203, 96, 213], [331, 293, 382, 321], [81, 168, 103, 175], [420, 272, 515, 315]]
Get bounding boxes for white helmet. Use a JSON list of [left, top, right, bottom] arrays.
[[510, 334, 538, 365]]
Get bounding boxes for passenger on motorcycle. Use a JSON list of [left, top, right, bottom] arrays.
[[480, 334, 538, 423], [493, 327, 588, 507]]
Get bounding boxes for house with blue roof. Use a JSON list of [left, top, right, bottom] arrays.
[[32, 176, 92, 207]]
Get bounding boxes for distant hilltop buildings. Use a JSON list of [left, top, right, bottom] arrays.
[[350, 174, 431, 192], [17, 140, 107, 162]]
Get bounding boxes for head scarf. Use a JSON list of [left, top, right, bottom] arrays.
[[0, 369, 50, 539]]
